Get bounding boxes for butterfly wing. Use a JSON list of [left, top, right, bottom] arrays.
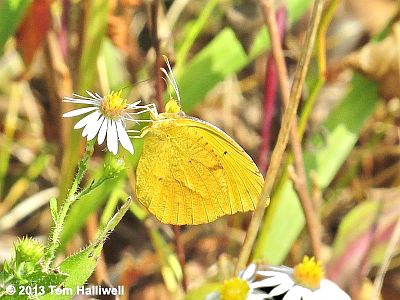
[[136, 118, 231, 225], [136, 117, 264, 225], [180, 117, 264, 214]]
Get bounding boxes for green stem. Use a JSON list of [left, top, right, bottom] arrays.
[[43, 140, 95, 270], [298, 77, 325, 138], [298, 0, 341, 138], [75, 175, 111, 199], [175, 0, 220, 73]]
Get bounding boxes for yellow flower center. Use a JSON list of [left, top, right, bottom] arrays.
[[101, 90, 127, 119], [220, 277, 249, 300], [293, 256, 324, 290]]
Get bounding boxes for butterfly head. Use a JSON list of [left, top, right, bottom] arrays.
[[159, 55, 186, 116], [165, 98, 181, 114]]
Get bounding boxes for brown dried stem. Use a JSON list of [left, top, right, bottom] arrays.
[[259, 1, 322, 259], [236, 0, 324, 272]]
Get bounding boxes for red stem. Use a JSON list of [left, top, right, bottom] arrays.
[[258, 8, 287, 173]]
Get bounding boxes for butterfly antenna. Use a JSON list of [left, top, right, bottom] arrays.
[[161, 55, 181, 107], [161, 76, 173, 101]]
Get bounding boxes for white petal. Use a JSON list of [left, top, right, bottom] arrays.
[[87, 115, 105, 140], [252, 273, 292, 288], [248, 294, 269, 300], [98, 118, 108, 145], [282, 285, 304, 300], [268, 279, 295, 297], [116, 120, 134, 154], [239, 264, 256, 281], [299, 287, 313, 300], [63, 98, 98, 105], [86, 90, 100, 99], [259, 266, 293, 275], [126, 100, 142, 109], [314, 280, 351, 300], [82, 111, 101, 137], [257, 271, 285, 277], [74, 111, 99, 129], [107, 120, 118, 154], [63, 106, 97, 117]]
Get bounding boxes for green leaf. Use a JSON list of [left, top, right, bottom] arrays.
[[0, 270, 66, 300], [253, 74, 379, 264], [40, 198, 132, 300], [332, 200, 381, 257], [100, 37, 129, 90], [38, 246, 100, 300], [177, 28, 248, 112], [176, 0, 313, 112], [0, 0, 32, 54], [332, 197, 399, 263], [175, 0, 220, 68], [326, 198, 400, 286]]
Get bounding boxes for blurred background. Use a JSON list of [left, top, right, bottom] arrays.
[[0, 0, 399, 299]]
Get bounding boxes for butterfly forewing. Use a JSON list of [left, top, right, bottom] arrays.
[[180, 118, 264, 213], [136, 116, 264, 225]]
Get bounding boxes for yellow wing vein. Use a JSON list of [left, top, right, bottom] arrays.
[[207, 132, 260, 209], [191, 125, 263, 212], [211, 135, 258, 210], [166, 141, 185, 224], [173, 136, 221, 223], [184, 119, 261, 174], [175, 135, 228, 218]]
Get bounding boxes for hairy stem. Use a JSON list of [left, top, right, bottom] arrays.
[[43, 140, 94, 270]]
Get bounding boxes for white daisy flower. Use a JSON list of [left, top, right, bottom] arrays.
[[63, 90, 153, 154], [255, 256, 351, 300], [206, 264, 270, 300]]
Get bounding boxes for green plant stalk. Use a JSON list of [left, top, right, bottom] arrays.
[[75, 175, 112, 199], [298, 0, 341, 138], [44, 140, 95, 270], [175, 0, 220, 73]]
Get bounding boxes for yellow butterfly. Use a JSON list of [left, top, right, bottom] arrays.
[[135, 58, 264, 225]]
